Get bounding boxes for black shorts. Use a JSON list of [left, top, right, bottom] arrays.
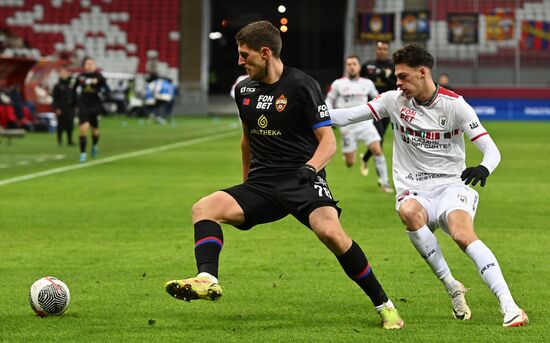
[[222, 171, 341, 230], [78, 108, 101, 128]]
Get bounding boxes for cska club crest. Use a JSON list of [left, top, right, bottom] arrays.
[[275, 94, 288, 112]]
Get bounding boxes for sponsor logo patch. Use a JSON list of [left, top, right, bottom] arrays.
[[275, 94, 287, 112]]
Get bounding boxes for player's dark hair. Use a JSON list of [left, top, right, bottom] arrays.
[[346, 55, 361, 63], [392, 44, 434, 69], [236, 21, 282, 58], [82, 56, 94, 67]]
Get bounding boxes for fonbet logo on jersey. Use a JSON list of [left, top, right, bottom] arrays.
[[256, 95, 274, 110], [250, 114, 282, 136], [400, 107, 417, 123], [317, 104, 329, 118]]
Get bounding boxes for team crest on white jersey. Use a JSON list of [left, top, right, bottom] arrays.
[[439, 115, 448, 128], [275, 94, 287, 112]]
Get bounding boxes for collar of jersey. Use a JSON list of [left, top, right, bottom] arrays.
[[414, 83, 439, 107], [258, 66, 288, 87]]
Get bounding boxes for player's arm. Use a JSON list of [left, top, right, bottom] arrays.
[[307, 125, 336, 171], [240, 123, 251, 182], [329, 104, 375, 127], [460, 102, 501, 187]]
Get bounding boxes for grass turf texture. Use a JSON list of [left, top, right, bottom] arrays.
[[0, 116, 548, 342]]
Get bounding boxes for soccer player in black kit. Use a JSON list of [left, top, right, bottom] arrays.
[[359, 41, 396, 176], [165, 21, 403, 329], [74, 57, 108, 163]]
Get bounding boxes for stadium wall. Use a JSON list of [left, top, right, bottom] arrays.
[[456, 87, 550, 120]]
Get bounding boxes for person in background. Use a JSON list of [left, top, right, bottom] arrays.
[[360, 41, 396, 179], [438, 73, 453, 91], [52, 65, 75, 146], [74, 56, 109, 163], [325, 55, 392, 192]]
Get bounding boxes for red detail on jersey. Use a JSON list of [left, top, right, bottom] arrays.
[[438, 87, 459, 98], [471, 132, 489, 142], [367, 103, 380, 121], [242, 98, 250, 106], [400, 107, 417, 122]]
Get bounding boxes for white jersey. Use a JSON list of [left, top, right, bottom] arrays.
[[325, 77, 379, 145], [367, 86, 489, 194], [325, 76, 378, 109]]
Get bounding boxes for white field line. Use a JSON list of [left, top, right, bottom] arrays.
[[0, 129, 239, 187]]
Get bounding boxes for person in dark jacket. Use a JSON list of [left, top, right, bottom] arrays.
[[52, 66, 75, 146]]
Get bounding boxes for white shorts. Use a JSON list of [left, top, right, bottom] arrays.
[[340, 120, 381, 154], [395, 184, 479, 234]]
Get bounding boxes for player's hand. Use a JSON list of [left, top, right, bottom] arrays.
[[297, 164, 317, 185], [461, 165, 490, 187]]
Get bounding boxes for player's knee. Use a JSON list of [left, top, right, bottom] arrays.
[[399, 203, 424, 227], [449, 226, 477, 248], [191, 197, 212, 221]]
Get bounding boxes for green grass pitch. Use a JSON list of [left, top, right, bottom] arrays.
[[1, 116, 549, 342]]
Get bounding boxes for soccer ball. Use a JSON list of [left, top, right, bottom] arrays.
[[29, 276, 71, 317]]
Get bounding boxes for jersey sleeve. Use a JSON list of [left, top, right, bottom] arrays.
[[324, 80, 339, 110], [366, 90, 394, 121], [366, 79, 379, 100], [456, 97, 489, 142], [300, 77, 332, 130]]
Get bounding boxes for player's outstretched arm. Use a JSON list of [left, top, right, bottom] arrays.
[[241, 123, 251, 182], [329, 104, 374, 127], [462, 135, 501, 187]]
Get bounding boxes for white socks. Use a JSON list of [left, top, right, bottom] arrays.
[[374, 155, 390, 185], [375, 299, 395, 313], [198, 272, 218, 284], [408, 226, 458, 291], [465, 240, 517, 312]]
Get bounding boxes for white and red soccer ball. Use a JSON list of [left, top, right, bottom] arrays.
[[29, 276, 70, 317]]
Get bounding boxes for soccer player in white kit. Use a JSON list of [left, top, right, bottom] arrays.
[[329, 44, 528, 328], [325, 55, 393, 192]]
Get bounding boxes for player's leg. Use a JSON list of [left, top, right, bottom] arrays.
[[90, 114, 100, 158], [445, 208, 528, 327], [362, 121, 387, 186], [399, 196, 470, 319], [165, 191, 245, 302], [344, 151, 355, 168], [66, 114, 74, 145], [78, 119, 89, 163], [166, 181, 288, 302], [340, 128, 357, 169], [361, 117, 388, 164], [56, 115, 63, 145], [308, 206, 403, 329], [366, 141, 392, 192]]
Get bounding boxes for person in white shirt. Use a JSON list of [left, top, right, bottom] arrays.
[[329, 44, 528, 328], [325, 55, 392, 192]]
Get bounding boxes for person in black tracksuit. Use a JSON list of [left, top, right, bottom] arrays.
[[73, 57, 108, 162], [52, 66, 75, 146], [360, 41, 397, 174], [164, 21, 403, 330]]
